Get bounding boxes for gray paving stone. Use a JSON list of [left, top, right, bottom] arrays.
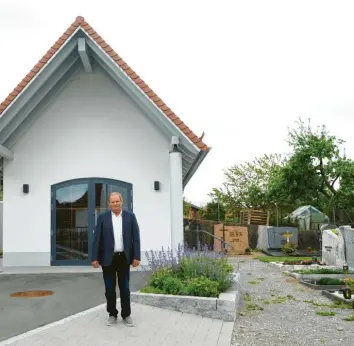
[[1, 302, 232, 346]]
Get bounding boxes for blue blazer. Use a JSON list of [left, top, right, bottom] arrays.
[[91, 210, 141, 266]]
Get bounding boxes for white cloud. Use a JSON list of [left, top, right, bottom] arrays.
[[1, 0, 354, 206]]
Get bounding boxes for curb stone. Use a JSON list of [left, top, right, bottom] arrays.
[[285, 271, 354, 280], [131, 272, 240, 322], [321, 290, 354, 304]]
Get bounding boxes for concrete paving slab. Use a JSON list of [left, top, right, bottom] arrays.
[[0, 262, 149, 274], [0, 271, 148, 342], [0, 301, 233, 346]]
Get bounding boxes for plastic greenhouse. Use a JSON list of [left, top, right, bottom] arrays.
[[285, 205, 329, 231]]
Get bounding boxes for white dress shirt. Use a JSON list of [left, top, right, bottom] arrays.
[[112, 211, 124, 252]]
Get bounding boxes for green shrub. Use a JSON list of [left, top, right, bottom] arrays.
[[318, 278, 343, 285], [140, 286, 164, 294], [149, 270, 172, 290], [178, 256, 233, 292], [143, 247, 234, 297], [343, 314, 354, 321], [186, 277, 219, 297], [161, 276, 186, 295], [257, 256, 311, 263], [295, 269, 345, 274], [281, 243, 296, 254], [144, 272, 221, 297], [316, 311, 336, 317]]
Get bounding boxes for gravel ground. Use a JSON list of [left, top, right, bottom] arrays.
[[231, 258, 354, 346]]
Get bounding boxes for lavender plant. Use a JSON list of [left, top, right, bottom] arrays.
[[143, 244, 234, 297]]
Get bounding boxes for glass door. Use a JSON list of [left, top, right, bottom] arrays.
[[51, 178, 132, 266], [94, 178, 133, 224], [51, 179, 93, 265]]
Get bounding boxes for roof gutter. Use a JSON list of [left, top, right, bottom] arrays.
[[183, 147, 211, 189]]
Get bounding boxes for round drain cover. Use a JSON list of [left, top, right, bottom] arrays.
[[10, 290, 54, 298]]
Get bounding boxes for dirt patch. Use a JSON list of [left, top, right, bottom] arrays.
[[230, 253, 264, 260], [286, 277, 299, 284]]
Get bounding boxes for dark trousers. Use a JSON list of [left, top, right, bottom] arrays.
[[102, 252, 131, 319]]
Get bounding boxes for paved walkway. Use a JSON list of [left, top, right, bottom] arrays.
[[0, 259, 142, 274], [0, 300, 233, 346], [0, 271, 148, 342]]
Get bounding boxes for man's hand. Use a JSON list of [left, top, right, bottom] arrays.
[[132, 259, 140, 268], [91, 261, 100, 268]]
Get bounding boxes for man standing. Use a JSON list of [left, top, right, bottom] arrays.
[[91, 192, 141, 327]]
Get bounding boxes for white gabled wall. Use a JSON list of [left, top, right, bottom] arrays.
[[3, 64, 171, 266]]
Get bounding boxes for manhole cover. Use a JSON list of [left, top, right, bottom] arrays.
[[10, 290, 54, 298]]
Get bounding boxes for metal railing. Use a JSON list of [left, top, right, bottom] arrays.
[[190, 228, 233, 252]]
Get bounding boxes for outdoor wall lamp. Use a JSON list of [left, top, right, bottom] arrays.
[[23, 184, 29, 194], [154, 181, 160, 191]]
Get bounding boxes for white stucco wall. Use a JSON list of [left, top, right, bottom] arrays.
[[3, 64, 172, 266]]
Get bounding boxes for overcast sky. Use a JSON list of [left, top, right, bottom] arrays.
[[1, 0, 354, 206]]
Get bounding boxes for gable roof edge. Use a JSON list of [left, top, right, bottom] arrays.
[[0, 16, 209, 152], [0, 26, 81, 120]]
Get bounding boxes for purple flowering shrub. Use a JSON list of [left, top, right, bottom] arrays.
[[141, 244, 234, 297]]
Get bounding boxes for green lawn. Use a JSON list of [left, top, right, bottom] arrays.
[[255, 256, 312, 263], [294, 269, 345, 274]]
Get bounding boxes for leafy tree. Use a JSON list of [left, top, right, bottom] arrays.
[[269, 118, 354, 218], [210, 153, 283, 212], [200, 201, 226, 221], [211, 118, 354, 224], [183, 198, 191, 217]]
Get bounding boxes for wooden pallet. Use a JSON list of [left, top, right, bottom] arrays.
[[240, 209, 269, 225]]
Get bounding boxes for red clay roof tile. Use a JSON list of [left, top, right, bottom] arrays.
[[0, 16, 208, 152], [167, 113, 177, 119]]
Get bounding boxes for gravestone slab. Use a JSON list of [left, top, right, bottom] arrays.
[[322, 228, 346, 267], [256, 225, 270, 251], [214, 225, 249, 254], [256, 226, 298, 250], [340, 226, 354, 270]]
